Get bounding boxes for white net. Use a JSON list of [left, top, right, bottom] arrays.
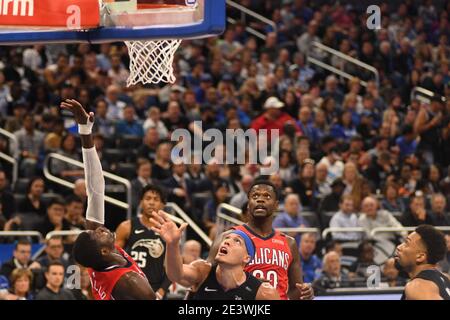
[[125, 39, 182, 86]]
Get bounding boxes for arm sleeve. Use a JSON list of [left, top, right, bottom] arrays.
[[82, 147, 105, 225]]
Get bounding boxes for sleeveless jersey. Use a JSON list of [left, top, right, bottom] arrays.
[[233, 225, 292, 300], [401, 269, 450, 300], [125, 217, 167, 291], [88, 245, 147, 300], [190, 265, 262, 300]]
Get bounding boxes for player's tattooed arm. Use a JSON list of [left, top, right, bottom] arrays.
[[286, 236, 314, 300], [112, 272, 156, 300]]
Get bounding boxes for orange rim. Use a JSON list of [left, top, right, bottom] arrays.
[[137, 4, 188, 10]]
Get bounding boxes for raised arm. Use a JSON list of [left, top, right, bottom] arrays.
[[60, 99, 105, 230], [150, 210, 209, 288]]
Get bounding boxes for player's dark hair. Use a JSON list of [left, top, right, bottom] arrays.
[[247, 179, 279, 200], [140, 184, 167, 203], [72, 232, 105, 270], [415, 225, 447, 264]]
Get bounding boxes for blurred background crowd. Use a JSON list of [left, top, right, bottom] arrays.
[[0, 0, 449, 299]]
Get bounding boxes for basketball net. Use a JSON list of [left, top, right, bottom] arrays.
[[100, 1, 185, 86], [125, 39, 182, 86]]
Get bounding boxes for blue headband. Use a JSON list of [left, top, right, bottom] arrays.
[[230, 230, 256, 261]]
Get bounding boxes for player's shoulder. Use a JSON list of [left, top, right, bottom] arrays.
[[117, 219, 132, 230], [114, 271, 155, 300], [230, 224, 245, 232], [115, 220, 132, 241], [407, 277, 438, 289], [278, 232, 296, 246], [405, 277, 440, 298]]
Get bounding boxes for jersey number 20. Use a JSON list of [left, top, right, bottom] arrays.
[[252, 270, 278, 288]]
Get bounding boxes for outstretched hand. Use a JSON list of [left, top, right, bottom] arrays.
[[60, 99, 94, 125], [150, 210, 188, 245]]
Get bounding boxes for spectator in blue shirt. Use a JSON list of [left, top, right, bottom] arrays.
[[299, 232, 322, 283], [297, 106, 320, 144], [272, 193, 309, 245], [194, 74, 213, 104], [330, 111, 358, 143], [395, 124, 418, 159], [329, 194, 362, 241], [115, 105, 144, 138]]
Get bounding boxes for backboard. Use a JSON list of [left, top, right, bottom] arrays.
[[0, 0, 225, 44]]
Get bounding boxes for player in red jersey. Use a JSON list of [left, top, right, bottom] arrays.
[[208, 180, 314, 300], [62, 99, 155, 300]]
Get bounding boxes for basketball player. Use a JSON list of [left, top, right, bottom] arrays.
[[115, 184, 171, 299], [394, 224, 450, 300], [62, 99, 155, 300], [150, 210, 280, 300], [208, 181, 314, 300]]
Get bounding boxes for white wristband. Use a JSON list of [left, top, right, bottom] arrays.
[[78, 119, 94, 135]]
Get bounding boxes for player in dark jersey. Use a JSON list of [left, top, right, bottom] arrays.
[[208, 180, 314, 300], [150, 210, 280, 300], [115, 184, 171, 299], [62, 99, 155, 300], [395, 224, 450, 300]]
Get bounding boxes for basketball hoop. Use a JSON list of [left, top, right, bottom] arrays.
[[125, 39, 182, 86], [0, 0, 225, 87], [103, 3, 191, 86]]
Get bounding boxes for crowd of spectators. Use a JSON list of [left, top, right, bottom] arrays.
[[0, 0, 449, 298]]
